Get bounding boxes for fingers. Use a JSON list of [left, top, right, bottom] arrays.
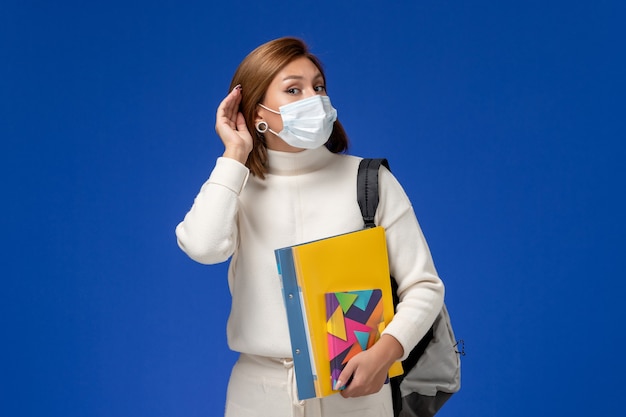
[[235, 111, 248, 132], [334, 361, 355, 393], [214, 85, 253, 163], [227, 85, 242, 124], [217, 85, 242, 127], [336, 351, 389, 398]]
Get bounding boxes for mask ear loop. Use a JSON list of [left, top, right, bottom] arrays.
[[258, 103, 280, 114], [256, 103, 281, 138], [256, 103, 276, 137]]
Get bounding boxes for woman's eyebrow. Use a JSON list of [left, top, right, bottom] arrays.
[[281, 73, 324, 82]]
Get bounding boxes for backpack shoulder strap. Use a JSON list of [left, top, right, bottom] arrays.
[[357, 158, 390, 228]]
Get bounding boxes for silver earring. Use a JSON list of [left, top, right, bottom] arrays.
[[255, 120, 268, 134]]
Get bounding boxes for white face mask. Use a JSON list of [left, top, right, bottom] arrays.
[[258, 95, 338, 149]]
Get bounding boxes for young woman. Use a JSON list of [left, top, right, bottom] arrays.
[[175, 37, 444, 417]]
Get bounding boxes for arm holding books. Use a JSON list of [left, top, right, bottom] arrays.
[[330, 164, 444, 399], [375, 166, 445, 361]]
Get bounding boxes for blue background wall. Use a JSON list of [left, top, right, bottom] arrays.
[[2, 1, 625, 415]]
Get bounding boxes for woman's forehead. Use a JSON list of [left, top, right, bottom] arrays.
[[274, 57, 323, 83]]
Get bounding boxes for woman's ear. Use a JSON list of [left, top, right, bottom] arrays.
[[254, 104, 265, 125]]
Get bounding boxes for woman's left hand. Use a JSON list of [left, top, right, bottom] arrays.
[[336, 334, 403, 398]]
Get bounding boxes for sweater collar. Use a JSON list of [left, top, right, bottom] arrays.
[[266, 146, 333, 176]]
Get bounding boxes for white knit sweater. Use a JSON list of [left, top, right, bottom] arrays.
[[175, 146, 444, 361]]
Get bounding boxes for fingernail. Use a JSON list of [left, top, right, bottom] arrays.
[[334, 380, 343, 390], [234, 84, 242, 91]]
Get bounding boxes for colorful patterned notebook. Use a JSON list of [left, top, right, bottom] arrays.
[[325, 289, 385, 389]]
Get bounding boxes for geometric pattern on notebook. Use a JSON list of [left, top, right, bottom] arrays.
[[325, 289, 384, 387]]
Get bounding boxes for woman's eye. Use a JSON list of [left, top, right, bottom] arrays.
[[286, 88, 301, 95], [314, 85, 326, 92]]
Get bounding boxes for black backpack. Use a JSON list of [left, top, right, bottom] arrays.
[[357, 158, 462, 417]]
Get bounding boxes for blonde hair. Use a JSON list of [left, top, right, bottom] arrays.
[[228, 37, 349, 178]]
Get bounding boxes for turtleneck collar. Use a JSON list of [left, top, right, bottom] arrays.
[[266, 146, 334, 176]]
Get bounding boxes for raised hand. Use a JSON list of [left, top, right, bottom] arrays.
[[215, 85, 254, 164]]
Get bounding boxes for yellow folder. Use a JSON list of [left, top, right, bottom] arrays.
[[275, 226, 403, 399]]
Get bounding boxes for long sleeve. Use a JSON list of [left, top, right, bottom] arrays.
[[174, 147, 445, 360], [175, 157, 250, 265], [376, 167, 445, 360]]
